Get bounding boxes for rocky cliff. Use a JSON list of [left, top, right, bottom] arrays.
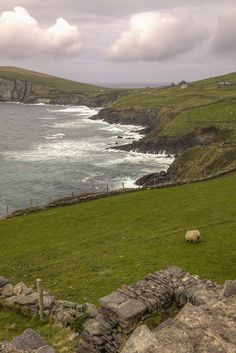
[[0, 78, 125, 107]]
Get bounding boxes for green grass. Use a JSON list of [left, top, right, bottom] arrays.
[[168, 146, 236, 179], [0, 173, 235, 304], [0, 305, 79, 352]]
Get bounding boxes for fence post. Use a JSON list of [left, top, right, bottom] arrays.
[[6, 204, 9, 217], [71, 192, 74, 197], [106, 185, 109, 195], [49, 196, 52, 203], [29, 199, 32, 207], [36, 279, 44, 321], [122, 182, 124, 190]]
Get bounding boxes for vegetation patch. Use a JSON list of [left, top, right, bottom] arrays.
[[0, 305, 79, 353], [143, 304, 180, 330]]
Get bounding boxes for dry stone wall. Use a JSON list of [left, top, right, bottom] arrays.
[[1, 267, 235, 353], [77, 266, 235, 353], [7, 166, 236, 219], [0, 277, 97, 328]]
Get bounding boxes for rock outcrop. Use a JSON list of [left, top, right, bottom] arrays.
[[0, 329, 55, 353], [91, 108, 160, 128], [77, 267, 236, 353]]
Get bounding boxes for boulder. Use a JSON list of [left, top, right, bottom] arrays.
[[121, 325, 158, 353], [13, 282, 32, 296], [12, 329, 55, 352], [7, 293, 39, 306], [82, 303, 98, 318], [223, 280, 236, 297], [0, 277, 10, 288], [2, 284, 14, 299]]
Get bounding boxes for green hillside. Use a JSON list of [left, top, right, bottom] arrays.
[[0, 66, 107, 94], [0, 173, 235, 304]]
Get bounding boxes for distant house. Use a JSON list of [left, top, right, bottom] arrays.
[[217, 81, 232, 88], [181, 83, 188, 89]]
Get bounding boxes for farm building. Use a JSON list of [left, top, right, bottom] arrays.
[[217, 81, 232, 88]]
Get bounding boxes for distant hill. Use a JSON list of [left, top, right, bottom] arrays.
[[0, 66, 127, 106], [0, 66, 105, 94]]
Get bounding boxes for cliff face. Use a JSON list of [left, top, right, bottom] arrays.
[[0, 78, 124, 107], [0, 78, 36, 103], [91, 107, 160, 127]]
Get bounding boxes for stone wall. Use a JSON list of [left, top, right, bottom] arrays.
[[0, 277, 97, 328], [77, 266, 235, 353], [1, 268, 235, 353], [6, 166, 236, 219]]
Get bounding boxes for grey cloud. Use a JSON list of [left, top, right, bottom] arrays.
[[212, 8, 236, 53], [107, 12, 209, 62], [0, 0, 233, 23], [0, 6, 83, 59]]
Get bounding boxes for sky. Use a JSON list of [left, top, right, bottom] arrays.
[[0, 0, 235, 86]]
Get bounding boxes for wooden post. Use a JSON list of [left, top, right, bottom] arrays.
[[106, 185, 109, 195], [49, 196, 52, 203], [36, 279, 44, 321], [29, 199, 32, 207], [6, 204, 9, 217], [122, 182, 124, 190]]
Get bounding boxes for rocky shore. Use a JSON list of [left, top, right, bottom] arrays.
[[92, 108, 227, 186], [0, 78, 126, 107]]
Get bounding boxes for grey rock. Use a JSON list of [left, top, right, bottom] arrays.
[[12, 329, 48, 350], [8, 293, 39, 306], [43, 295, 55, 309], [121, 325, 158, 353], [13, 282, 32, 296], [83, 303, 98, 318], [0, 277, 9, 288], [84, 320, 104, 336], [100, 292, 127, 307], [2, 284, 14, 299], [113, 299, 147, 321], [223, 280, 236, 297]]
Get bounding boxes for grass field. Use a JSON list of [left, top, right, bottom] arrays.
[[160, 102, 236, 139], [0, 173, 235, 304], [0, 305, 78, 352]]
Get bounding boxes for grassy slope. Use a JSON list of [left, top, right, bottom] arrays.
[[0, 66, 112, 96], [112, 72, 236, 140], [0, 306, 78, 353], [0, 173, 235, 304], [111, 72, 236, 178], [169, 146, 236, 179]]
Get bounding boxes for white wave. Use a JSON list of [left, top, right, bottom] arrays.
[[38, 117, 59, 120], [82, 172, 105, 183], [47, 106, 100, 116], [96, 150, 174, 167], [2, 138, 107, 162], [112, 176, 138, 189], [50, 120, 87, 129], [44, 133, 65, 140]]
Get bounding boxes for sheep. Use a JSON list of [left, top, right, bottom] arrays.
[[185, 230, 201, 243]]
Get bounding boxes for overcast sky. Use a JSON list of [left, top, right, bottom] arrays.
[[0, 0, 235, 85]]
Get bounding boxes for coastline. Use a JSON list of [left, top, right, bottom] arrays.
[[0, 102, 174, 218]]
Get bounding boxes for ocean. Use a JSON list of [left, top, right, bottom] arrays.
[[0, 103, 174, 218]]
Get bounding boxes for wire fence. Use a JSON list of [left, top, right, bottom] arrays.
[[0, 181, 138, 219]]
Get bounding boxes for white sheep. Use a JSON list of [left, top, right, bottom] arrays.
[[185, 230, 201, 243]]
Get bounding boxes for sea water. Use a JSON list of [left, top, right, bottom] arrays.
[[0, 103, 174, 217]]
